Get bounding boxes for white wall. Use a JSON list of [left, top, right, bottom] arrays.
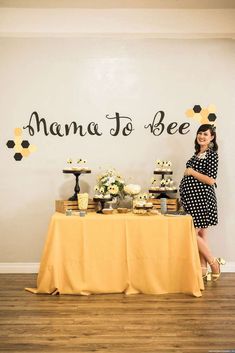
[[0, 6, 234, 270]]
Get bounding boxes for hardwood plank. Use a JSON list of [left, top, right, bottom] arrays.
[[0, 274, 235, 352]]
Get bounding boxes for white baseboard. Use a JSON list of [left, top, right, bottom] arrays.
[[0, 262, 235, 273], [0, 263, 40, 273], [223, 262, 235, 272]]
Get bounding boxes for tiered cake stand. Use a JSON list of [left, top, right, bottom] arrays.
[[63, 169, 91, 201], [149, 170, 177, 199]]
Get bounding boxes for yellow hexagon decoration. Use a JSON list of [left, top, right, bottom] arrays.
[[185, 104, 217, 125], [14, 144, 23, 153], [21, 148, 31, 157], [7, 128, 37, 161], [185, 109, 194, 118], [14, 128, 23, 137], [28, 145, 37, 153], [207, 104, 216, 113]]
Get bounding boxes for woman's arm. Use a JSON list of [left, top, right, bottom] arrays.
[[184, 168, 216, 186]]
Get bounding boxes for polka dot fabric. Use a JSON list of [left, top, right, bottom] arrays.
[[179, 149, 218, 228]]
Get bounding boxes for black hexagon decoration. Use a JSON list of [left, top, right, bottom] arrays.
[[207, 113, 217, 122], [21, 140, 30, 148], [193, 105, 202, 113], [14, 153, 23, 161], [6, 140, 15, 148]]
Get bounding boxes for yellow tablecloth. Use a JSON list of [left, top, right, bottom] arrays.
[[27, 212, 204, 297]]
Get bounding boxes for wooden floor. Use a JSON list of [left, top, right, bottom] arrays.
[[0, 274, 235, 353]]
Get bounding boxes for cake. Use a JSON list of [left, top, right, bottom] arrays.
[[64, 158, 90, 171]]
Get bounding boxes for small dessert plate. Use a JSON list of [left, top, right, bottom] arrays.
[[117, 208, 128, 213], [102, 209, 113, 215]]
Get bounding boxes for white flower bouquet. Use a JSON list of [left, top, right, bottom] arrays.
[[94, 169, 125, 196]]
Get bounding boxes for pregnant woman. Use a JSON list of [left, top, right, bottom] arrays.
[[179, 124, 225, 281]]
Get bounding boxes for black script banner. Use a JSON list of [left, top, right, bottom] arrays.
[[23, 110, 191, 138]]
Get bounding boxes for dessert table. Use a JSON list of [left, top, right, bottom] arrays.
[[26, 212, 204, 297]]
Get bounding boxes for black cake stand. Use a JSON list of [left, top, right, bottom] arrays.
[[63, 169, 91, 201]]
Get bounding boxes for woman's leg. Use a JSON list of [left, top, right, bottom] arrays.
[[196, 228, 208, 269], [196, 228, 209, 277], [196, 233, 220, 274]]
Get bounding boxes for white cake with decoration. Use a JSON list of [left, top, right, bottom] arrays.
[[64, 158, 90, 172]]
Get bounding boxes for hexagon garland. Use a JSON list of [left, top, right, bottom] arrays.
[[6, 127, 36, 161], [185, 104, 217, 125]]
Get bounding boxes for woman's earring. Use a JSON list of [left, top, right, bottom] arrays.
[[209, 141, 214, 149]]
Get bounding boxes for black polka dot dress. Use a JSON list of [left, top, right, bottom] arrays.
[[179, 149, 218, 228]]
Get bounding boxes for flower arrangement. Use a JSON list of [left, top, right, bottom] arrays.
[[94, 169, 125, 196]]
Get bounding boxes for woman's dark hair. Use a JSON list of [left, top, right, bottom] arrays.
[[194, 124, 218, 153]]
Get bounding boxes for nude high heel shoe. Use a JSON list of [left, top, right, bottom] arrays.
[[209, 258, 226, 282], [201, 267, 211, 282]]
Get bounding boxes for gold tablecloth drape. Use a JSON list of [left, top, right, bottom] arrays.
[[26, 212, 204, 297]]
